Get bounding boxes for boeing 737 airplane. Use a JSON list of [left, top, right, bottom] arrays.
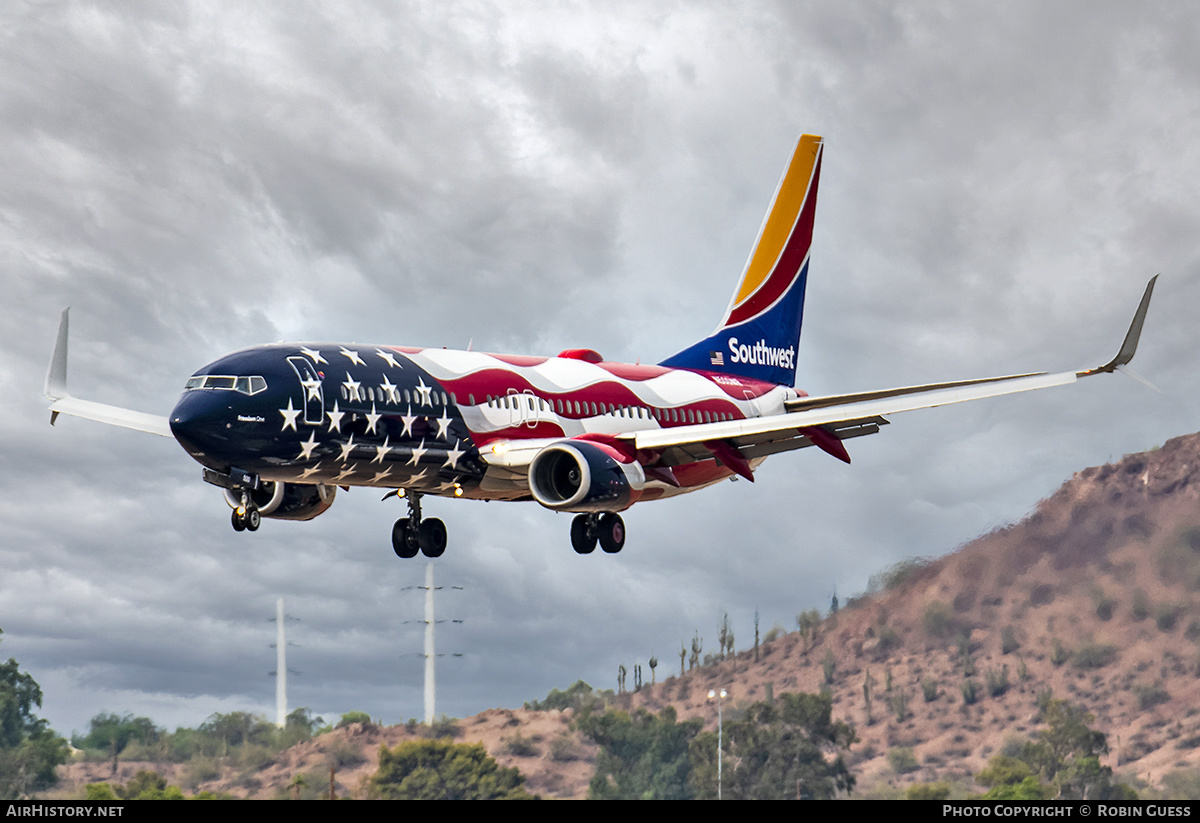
[[45, 135, 1157, 559]]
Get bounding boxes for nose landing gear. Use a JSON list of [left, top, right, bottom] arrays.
[[389, 490, 447, 558], [230, 492, 261, 532]]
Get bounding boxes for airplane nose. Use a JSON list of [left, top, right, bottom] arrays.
[[169, 391, 234, 458]]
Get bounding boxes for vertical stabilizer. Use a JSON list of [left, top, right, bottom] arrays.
[[660, 134, 822, 386]]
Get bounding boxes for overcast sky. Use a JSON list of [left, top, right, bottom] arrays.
[[2, 1, 1198, 736]]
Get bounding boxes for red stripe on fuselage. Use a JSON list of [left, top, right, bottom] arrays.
[[437, 369, 747, 423]]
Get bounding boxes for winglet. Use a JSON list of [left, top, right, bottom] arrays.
[[46, 307, 70, 401], [1079, 275, 1157, 377], [43, 308, 174, 437]]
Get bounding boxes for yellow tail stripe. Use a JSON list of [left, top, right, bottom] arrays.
[[732, 134, 822, 307]]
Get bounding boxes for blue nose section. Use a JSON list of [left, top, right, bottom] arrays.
[[170, 391, 236, 463]]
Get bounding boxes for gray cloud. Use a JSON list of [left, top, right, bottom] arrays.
[[2, 2, 1197, 735]]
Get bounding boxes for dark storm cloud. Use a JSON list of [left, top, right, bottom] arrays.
[[1, 2, 1197, 734]]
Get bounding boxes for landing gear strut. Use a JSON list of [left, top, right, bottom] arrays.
[[390, 490, 447, 559], [570, 512, 625, 554]]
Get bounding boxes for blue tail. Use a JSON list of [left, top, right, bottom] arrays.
[[660, 134, 822, 386]]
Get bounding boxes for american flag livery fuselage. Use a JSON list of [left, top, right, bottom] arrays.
[[169, 343, 799, 505]]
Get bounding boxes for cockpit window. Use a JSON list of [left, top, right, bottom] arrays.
[[185, 375, 268, 395]]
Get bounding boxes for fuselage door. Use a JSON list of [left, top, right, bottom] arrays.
[[287, 356, 325, 425]]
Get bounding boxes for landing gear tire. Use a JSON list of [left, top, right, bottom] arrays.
[[598, 513, 625, 554], [418, 518, 447, 558], [392, 518, 419, 558], [231, 509, 246, 532], [246, 508, 261, 531], [571, 514, 597, 554]]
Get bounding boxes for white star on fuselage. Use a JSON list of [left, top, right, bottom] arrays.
[[365, 404, 382, 434], [434, 411, 452, 440], [414, 377, 433, 406], [300, 462, 322, 479], [338, 435, 356, 462], [380, 376, 400, 405], [340, 347, 366, 366], [400, 406, 418, 437], [300, 376, 322, 402], [327, 401, 345, 432], [334, 465, 355, 482], [342, 374, 362, 402], [408, 439, 427, 466], [444, 440, 464, 470], [299, 346, 327, 365], [373, 437, 391, 464], [279, 398, 301, 431], [297, 431, 319, 460], [376, 349, 403, 369]]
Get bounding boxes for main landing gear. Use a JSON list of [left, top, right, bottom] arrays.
[[570, 512, 625, 554], [230, 492, 261, 532], [390, 490, 447, 559]]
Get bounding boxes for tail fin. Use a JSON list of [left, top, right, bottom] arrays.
[[660, 134, 823, 386]]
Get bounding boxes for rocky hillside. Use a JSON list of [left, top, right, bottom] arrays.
[[621, 430, 1200, 794]]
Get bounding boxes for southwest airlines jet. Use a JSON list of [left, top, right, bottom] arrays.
[[45, 135, 1157, 559]]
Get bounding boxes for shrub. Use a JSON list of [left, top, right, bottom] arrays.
[[325, 736, 367, 768], [1135, 683, 1171, 711], [869, 557, 933, 592], [921, 678, 939, 703], [822, 649, 836, 684], [961, 679, 979, 705], [985, 666, 1010, 698], [1157, 603, 1184, 632], [1131, 589, 1151, 622], [922, 601, 956, 639], [907, 782, 950, 800], [1001, 626, 1019, 655], [1051, 639, 1070, 667], [548, 733, 584, 762], [887, 747, 920, 774], [1091, 587, 1116, 621], [422, 717, 460, 740], [872, 625, 901, 660], [1071, 644, 1119, 670], [1029, 584, 1055, 606], [501, 732, 540, 758]]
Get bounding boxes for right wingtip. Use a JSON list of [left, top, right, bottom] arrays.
[[1080, 275, 1157, 377]]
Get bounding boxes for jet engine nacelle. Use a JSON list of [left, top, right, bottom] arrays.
[[528, 440, 644, 513], [224, 481, 337, 521]]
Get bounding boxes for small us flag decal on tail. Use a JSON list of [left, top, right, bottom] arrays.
[[709, 351, 724, 366]]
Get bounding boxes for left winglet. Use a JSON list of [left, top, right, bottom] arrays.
[[45, 308, 174, 438]]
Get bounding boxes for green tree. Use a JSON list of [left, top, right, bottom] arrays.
[[690, 691, 856, 800], [280, 707, 323, 748], [578, 705, 702, 799], [0, 634, 69, 798], [77, 712, 160, 776], [977, 701, 1136, 800], [336, 710, 372, 728], [371, 739, 534, 799]]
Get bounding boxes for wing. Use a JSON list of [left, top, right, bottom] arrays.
[[623, 276, 1158, 478], [45, 308, 173, 438]]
